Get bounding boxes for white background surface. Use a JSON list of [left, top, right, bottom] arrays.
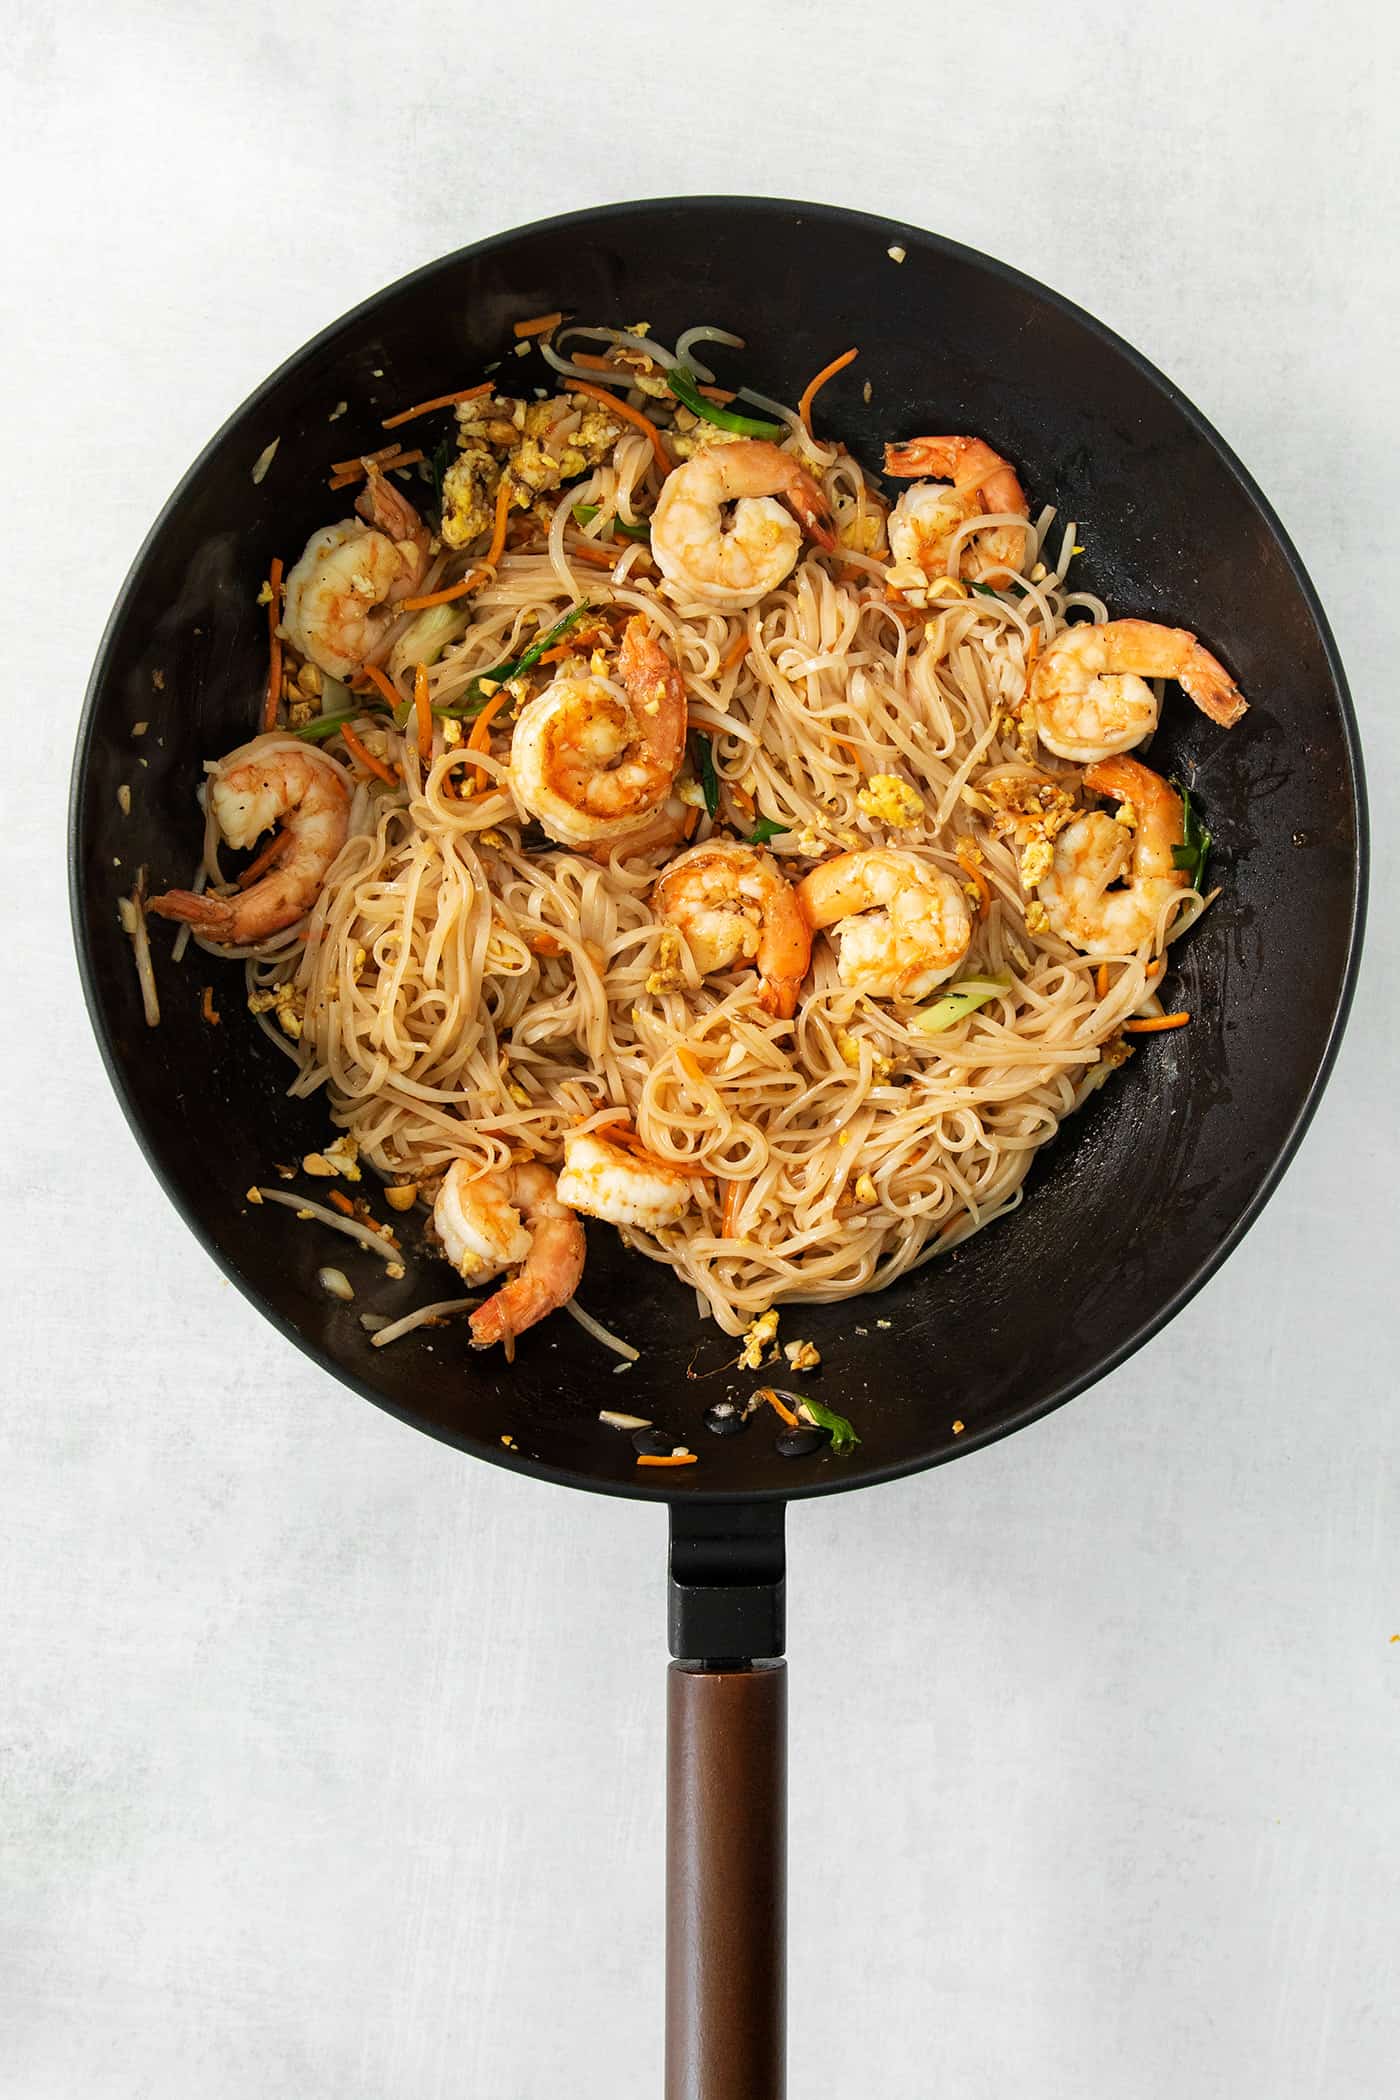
[[4, 2, 1397, 2093]]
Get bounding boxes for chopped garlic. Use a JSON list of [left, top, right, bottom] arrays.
[[887, 244, 907, 263]]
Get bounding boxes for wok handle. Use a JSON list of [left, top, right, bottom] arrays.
[[665, 1659, 787, 2100]]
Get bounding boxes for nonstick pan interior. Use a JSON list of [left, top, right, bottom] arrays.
[[70, 198, 1365, 1500]]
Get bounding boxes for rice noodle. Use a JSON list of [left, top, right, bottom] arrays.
[[166, 319, 1213, 1338]]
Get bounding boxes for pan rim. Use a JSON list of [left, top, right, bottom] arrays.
[[69, 194, 1369, 1505]]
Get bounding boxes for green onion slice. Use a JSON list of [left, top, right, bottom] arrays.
[[909, 973, 1013, 1036], [438, 601, 593, 720], [667, 364, 785, 439], [689, 731, 720, 818]]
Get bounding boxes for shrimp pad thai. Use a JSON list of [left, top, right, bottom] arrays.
[[138, 317, 1247, 1357]]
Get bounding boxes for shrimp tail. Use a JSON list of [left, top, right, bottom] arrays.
[[1181, 649, 1249, 729], [146, 888, 237, 938], [468, 1220, 585, 1348], [786, 475, 837, 551]]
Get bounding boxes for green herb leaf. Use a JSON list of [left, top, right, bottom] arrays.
[[1170, 779, 1212, 891], [908, 973, 1013, 1037], [793, 1395, 862, 1457], [967, 580, 1003, 600], [748, 816, 792, 846], [668, 363, 785, 439], [690, 730, 720, 818], [572, 502, 650, 544], [438, 601, 592, 720]]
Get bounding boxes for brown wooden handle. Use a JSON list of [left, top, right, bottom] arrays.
[[666, 1659, 787, 2100]]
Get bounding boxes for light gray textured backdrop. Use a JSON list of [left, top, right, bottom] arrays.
[[4, 2, 1397, 2094]]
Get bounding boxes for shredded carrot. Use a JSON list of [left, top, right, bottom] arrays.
[[526, 929, 563, 957], [730, 783, 756, 820], [339, 721, 397, 786], [327, 1189, 356, 1216], [513, 310, 563, 339], [330, 441, 405, 477], [757, 1387, 799, 1428], [798, 347, 859, 436], [567, 539, 623, 569], [686, 718, 714, 740], [721, 1178, 749, 1238], [568, 351, 615, 372], [698, 384, 738, 405], [682, 806, 700, 840], [261, 558, 284, 731], [360, 664, 401, 713], [538, 642, 578, 665], [414, 662, 432, 763], [677, 1047, 707, 1086], [721, 631, 751, 676], [637, 1453, 698, 1467], [201, 985, 220, 1026], [1095, 963, 1110, 1000], [237, 829, 289, 888], [1123, 1011, 1191, 1033], [568, 379, 671, 475], [829, 731, 870, 775], [328, 448, 424, 491], [401, 572, 480, 612], [381, 381, 492, 431], [467, 689, 509, 792], [955, 841, 991, 918]]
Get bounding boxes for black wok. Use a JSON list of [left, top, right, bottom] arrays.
[[70, 199, 1365, 2098]]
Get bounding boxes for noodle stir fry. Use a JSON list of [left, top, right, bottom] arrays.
[[145, 319, 1246, 1345]]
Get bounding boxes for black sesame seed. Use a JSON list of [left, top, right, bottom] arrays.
[[704, 1403, 746, 1438], [632, 1427, 675, 1457], [775, 1426, 828, 1459]]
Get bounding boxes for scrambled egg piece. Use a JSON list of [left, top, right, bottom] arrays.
[[783, 1338, 821, 1373], [857, 774, 924, 829], [512, 397, 621, 496], [441, 393, 621, 546], [983, 772, 1079, 898], [838, 510, 885, 557], [1019, 837, 1055, 888], [645, 927, 687, 996], [739, 1309, 779, 1371], [247, 980, 304, 1041], [670, 411, 745, 461], [1024, 899, 1050, 934], [834, 1029, 893, 1084]]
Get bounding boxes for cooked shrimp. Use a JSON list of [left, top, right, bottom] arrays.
[[650, 439, 836, 609], [653, 841, 812, 1019], [148, 741, 350, 944], [280, 468, 431, 680], [1031, 618, 1248, 760], [796, 848, 972, 1002], [1038, 755, 1187, 957], [434, 1159, 586, 1350], [556, 1130, 696, 1231], [510, 615, 687, 846], [883, 435, 1029, 584]]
